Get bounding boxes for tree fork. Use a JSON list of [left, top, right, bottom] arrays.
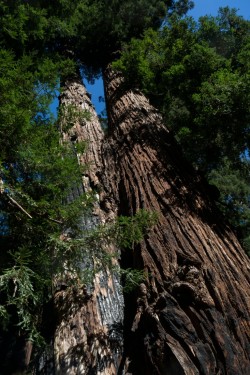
[[103, 67, 250, 375]]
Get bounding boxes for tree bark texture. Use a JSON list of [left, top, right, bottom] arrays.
[[102, 67, 250, 375], [37, 77, 124, 375]]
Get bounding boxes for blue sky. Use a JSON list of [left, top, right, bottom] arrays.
[[84, 78, 105, 116], [189, 0, 250, 20]]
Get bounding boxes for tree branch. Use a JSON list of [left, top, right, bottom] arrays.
[[7, 195, 33, 219]]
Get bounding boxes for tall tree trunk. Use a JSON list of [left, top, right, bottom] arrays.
[[37, 76, 124, 375], [103, 67, 250, 375]]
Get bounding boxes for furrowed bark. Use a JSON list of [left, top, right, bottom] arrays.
[[103, 67, 250, 375], [37, 76, 124, 374]]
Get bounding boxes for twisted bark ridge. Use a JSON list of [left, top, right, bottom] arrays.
[[38, 77, 124, 375], [103, 67, 250, 375]]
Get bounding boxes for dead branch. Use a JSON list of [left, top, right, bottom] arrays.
[[7, 195, 33, 219]]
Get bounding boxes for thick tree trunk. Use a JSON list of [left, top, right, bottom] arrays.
[[103, 67, 250, 375], [37, 77, 124, 375]]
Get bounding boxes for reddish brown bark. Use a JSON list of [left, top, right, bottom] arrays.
[[103, 67, 250, 375]]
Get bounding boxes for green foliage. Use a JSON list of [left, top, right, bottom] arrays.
[[0, 0, 194, 75], [0, 0, 48, 55], [209, 158, 250, 255], [121, 268, 146, 293], [74, 209, 157, 292], [66, 0, 170, 68], [198, 7, 250, 61], [0, 248, 45, 342], [58, 103, 91, 133], [0, 117, 89, 339], [116, 210, 158, 249], [0, 0, 170, 72], [0, 51, 35, 160], [76, 209, 158, 256], [192, 68, 249, 168], [0, 46, 89, 342], [19, 0, 193, 72]]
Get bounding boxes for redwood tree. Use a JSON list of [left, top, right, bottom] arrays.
[[101, 67, 250, 374]]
